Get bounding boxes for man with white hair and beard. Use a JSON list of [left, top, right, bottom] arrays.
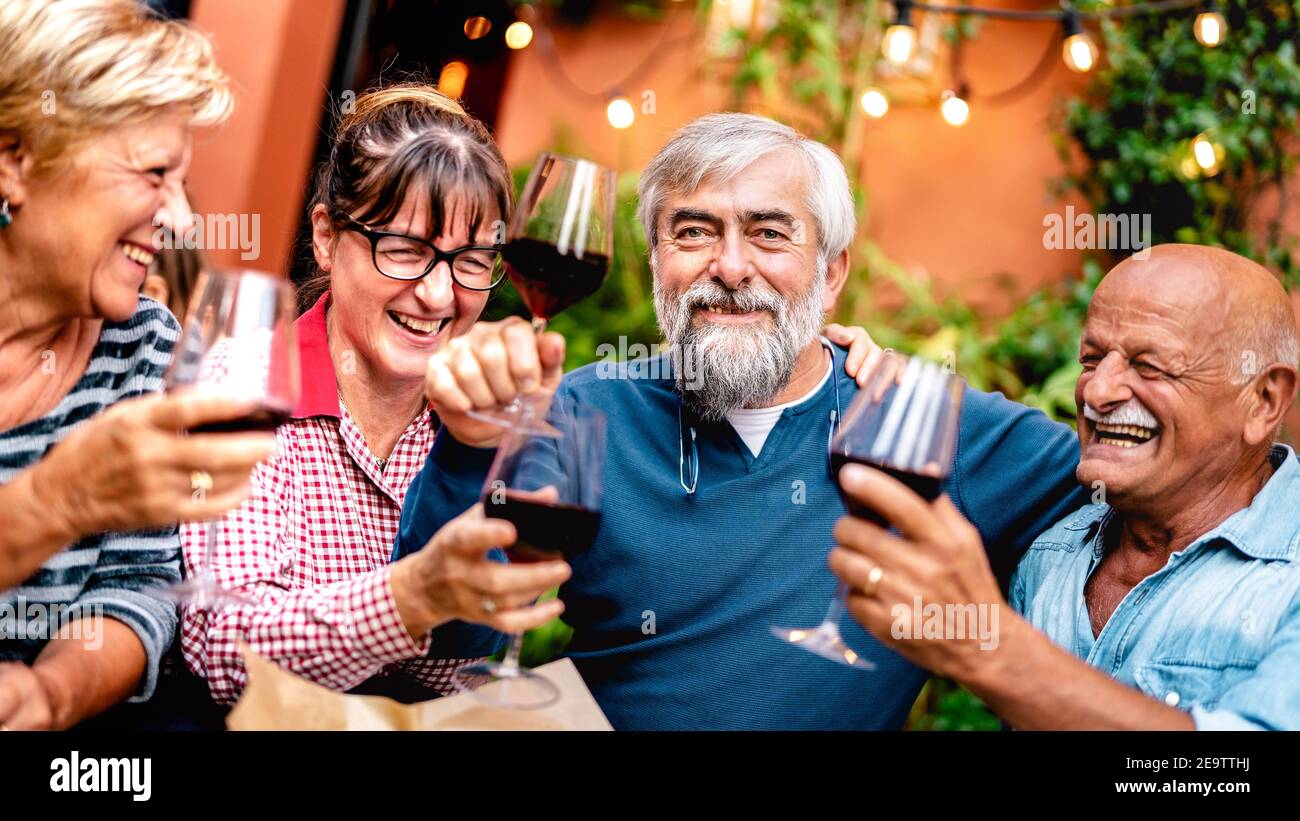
[[394, 112, 1088, 730], [831, 244, 1300, 729]]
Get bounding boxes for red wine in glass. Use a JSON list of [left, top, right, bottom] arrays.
[[188, 404, 292, 434], [489, 491, 602, 564], [503, 237, 609, 321], [828, 452, 944, 525]]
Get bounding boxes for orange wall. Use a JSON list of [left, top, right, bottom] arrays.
[[185, 0, 346, 275]]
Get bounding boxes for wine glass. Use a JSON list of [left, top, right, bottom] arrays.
[[453, 404, 606, 709], [771, 356, 964, 670], [467, 152, 615, 435], [162, 269, 300, 609]]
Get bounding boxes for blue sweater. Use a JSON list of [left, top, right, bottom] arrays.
[[395, 345, 1086, 729]]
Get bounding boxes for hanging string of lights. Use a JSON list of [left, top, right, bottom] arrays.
[[873, 0, 1230, 154], [455, 0, 1232, 150]]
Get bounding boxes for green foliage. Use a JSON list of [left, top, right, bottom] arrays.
[[1059, 0, 1300, 283]]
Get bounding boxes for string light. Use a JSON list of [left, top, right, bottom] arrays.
[[1191, 132, 1225, 176], [882, 0, 917, 65], [860, 87, 889, 119], [463, 16, 491, 40], [438, 61, 469, 99], [505, 21, 534, 50], [1061, 10, 1099, 73], [1194, 2, 1227, 47], [940, 86, 970, 127], [606, 96, 635, 129]]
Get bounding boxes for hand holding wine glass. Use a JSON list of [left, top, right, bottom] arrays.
[[772, 356, 964, 670]]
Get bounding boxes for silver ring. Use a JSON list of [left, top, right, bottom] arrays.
[[481, 597, 497, 614], [190, 470, 214, 492]]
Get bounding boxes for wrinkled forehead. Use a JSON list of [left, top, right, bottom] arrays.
[[1085, 258, 1231, 355], [660, 148, 812, 222]]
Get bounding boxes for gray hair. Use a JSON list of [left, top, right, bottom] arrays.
[[636, 112, 856, 269], [1230, 302, 1300, 386]]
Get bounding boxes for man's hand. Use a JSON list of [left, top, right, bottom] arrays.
[[0, 663, 56, 730], [828, 461, 1006, 681], [424, 317, 567, 449]]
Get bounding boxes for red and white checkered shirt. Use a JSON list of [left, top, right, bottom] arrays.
[[179, 291, 473, 705]]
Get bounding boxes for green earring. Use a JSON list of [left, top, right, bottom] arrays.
[[0, 199, 11, 228]]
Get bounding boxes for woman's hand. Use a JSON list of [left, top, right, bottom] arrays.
[[29, 390, 278, 540], [390, 503, 570, 640], [424, 317, 566, 449]]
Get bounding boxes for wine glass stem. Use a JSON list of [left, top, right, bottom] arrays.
[[510, 317, 549, 420], [500, 632, 524, 673], [822, 580, 850, 628]]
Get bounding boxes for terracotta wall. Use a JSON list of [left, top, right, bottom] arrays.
[[185, 0, 346, 275]]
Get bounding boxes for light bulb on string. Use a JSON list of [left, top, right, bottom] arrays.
[[607, 96, 635, 130], [1061, 11, 1099, 73], [940, 86, 969, 127], [1191, 132, 1224, 177], [882, 0, 916, 65], [463, 17, 491, 40], [438, 61, 469, 100], [860, 88, 889, 119], [505, 21, 534, 50], [1194, 3, 1227, 47]]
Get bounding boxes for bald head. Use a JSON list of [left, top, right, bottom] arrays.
[[1095, 244, 1298, 385]]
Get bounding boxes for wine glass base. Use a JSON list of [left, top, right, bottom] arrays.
[[771, 623, 876, 671], [452, 661, 560, 710], [158, 575, 258, 610], [465, 407, 563, 438]]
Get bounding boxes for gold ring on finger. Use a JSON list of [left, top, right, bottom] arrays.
[[864, 565, 884, 597]]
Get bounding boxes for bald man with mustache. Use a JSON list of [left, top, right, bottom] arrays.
[[831, 244, 1300, 730]]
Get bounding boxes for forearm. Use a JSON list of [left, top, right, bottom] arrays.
[[0, 469, 80, 588], [965, 614, 1194, 730], [32, 618, 145, 730]]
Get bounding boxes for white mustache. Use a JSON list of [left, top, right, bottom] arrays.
[[1082, 399, 1160, 429]]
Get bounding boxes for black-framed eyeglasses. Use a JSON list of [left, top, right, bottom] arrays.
[[335, 216, 505, 290]]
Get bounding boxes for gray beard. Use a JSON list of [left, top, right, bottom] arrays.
[[654, 269, 827, 422]]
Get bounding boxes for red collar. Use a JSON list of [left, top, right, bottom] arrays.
[[291, 290, 341, 419]]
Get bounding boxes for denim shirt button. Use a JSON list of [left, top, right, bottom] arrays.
[[1165, 691, 1181, 707]]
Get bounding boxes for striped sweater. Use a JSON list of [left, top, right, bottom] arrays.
[[0, 296, 182, 701]]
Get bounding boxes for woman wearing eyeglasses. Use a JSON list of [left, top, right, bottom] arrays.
[[177, 85, 575, 707]]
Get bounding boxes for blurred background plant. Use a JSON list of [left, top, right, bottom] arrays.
[[497, 0, 1300, 728]]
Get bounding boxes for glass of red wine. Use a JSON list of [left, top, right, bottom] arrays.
[[467, 152, 615, 436], [453, 404, 606, 709], [771, 355, 964, 670], [162, 269, 300, 609]]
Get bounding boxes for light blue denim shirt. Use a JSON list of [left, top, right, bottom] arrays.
[[1011, 444, 1300, 730]]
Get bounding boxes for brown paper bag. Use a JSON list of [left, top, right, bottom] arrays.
[[226, 645, 613, 730]]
